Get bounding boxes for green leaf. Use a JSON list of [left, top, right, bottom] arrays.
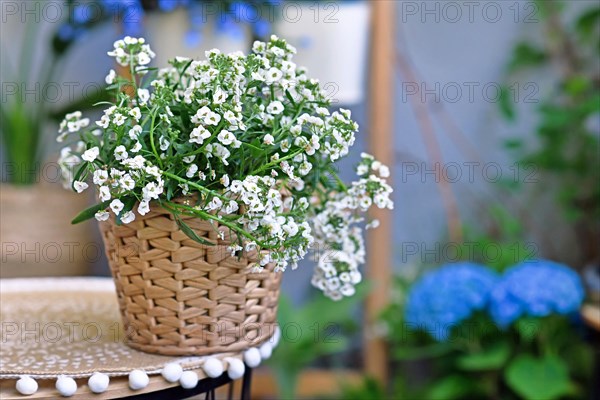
[[499, 85, 516, 121], [575, 7, 600, 40], [456, 341, 510, 370], [173, 214, 215, 246], [507, 42, 547, 73], [515, 317, 541, 342], [505, 354, 572, 400], [284, 89, 297, 106], [393, 342, 456, 360], [564, 75, 590, 96], [427, 375, 480, 400], [70, 163, 88, 192], [71, 201, 111, 224], [504, 138, 523, 149]]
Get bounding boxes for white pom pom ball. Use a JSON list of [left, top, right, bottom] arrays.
[[272, 326, 281, 347], [128, 370, 149, 390], [56, 376, 77, 397], [226, 358, 245, 380], [243, 347, 261, 368], [88, 372, 109, 394], [259, 342, 272, 359], [203, 358, 223, 378], [16, 376, 38, 396], [179, 371, 198, 389], [161, 363, 183, 383]]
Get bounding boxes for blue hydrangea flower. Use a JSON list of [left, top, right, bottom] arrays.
[[405, 263, 498, 341], [489, 260, 585, 328]]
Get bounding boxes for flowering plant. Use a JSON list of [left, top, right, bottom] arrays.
[[57, 0, 277, 47], [382, 259, 590, 400], [404, 262, 498, 341], [58, 35, 393, 300]]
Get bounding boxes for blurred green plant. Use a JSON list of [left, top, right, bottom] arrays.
[[499, 0, 600, 265], [267, 287, 365, 399], [456, 205, 535, 272], [0, 1, 108, 185]]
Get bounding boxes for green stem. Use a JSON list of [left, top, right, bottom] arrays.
[[166, 201, 272, 249], [148, 108, 163, 168], [251, 149, 304, 175], [162, 171, 230, 202]]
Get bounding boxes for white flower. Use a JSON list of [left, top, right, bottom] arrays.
[[93, 170, 108, 185], [263, 134, 275, 145], [145, 165, 161, 177], [366, 219, 380, 230], [114, 145, 128, 161], [95, 210, 109, 221], [112, 113, 126, 126], [129, 107, 142, 121], [379, 165, 390, 178], [265, 67, 283, 84], [65, 111, 82, 120], [374, 194, 389, 209], [159, 136, 170, 151], [120, 174, 135, 190], [217, 130, 235, 146], [186, 164, 198, 178], [225, 200, 239, 214], [110, 199, 124, 214], [99, 186, 111, 201], [73, 181, 88, 193], [137, 88, 150, 105], [230, 180, 243, 193], [121, 211, 135, 224], [138, 200, 150, 215], [189, 126, 211, 144], [224, 110, 238, 124], [204, 111, 221, 126], [213, 88, 228, 104], [82, 147, 99, 162], [220, 174, 230, 187], [124, 155, 147, 170], [143, 182, 162, 200], [131, 141, 142, 153], [267, 101, 284, 115], [105, 69, 116, 85], [137, 52, 151, 66], [128, 125, 142, 139], [205, 197, 223, 211]]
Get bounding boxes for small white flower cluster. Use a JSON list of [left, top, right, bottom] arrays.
[[57, 36, 394, 300], [216, 175, 314, 271], [107, 36, 155, 73], [311, 153, 394, 300], [57, 111, 90, 143]]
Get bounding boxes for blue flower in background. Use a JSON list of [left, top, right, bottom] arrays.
[[158, 0, 188, 12], [101, 0, 145, 36], [489, 260, 585, 328], [405, 262, 498, 341], [56, 0, 275, 52]]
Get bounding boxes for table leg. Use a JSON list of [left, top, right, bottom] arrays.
[[241, 366, 253, 400]]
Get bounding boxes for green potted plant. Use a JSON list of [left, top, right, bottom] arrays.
[[0, 8, 105, 277], [58, 35, 393, 354]]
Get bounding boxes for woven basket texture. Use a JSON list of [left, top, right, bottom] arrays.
[[99, 199, 281, 356]]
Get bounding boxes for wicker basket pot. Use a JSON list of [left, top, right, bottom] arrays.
[[99, 200, 281, 356]]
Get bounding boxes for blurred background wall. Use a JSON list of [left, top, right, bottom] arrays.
[[2, 0, 596, 286]]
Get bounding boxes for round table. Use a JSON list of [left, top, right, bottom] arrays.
[[0, 278, 277, 399]]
